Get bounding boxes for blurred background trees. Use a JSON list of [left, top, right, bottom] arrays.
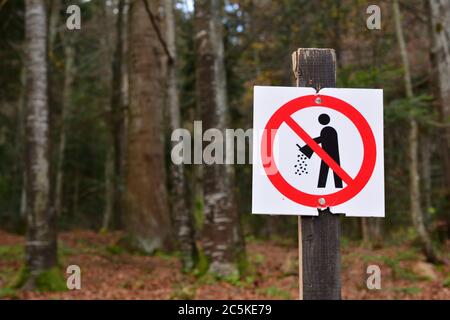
[[0, 0, 449, 285]]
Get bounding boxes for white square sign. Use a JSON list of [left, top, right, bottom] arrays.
[[252, 86, 384, 217]]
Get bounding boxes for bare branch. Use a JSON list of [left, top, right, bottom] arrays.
[[142, 0, 174, 65]]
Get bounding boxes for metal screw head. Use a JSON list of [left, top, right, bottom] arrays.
[[315, 97, 322, 104], [318, 197, 326, 205]]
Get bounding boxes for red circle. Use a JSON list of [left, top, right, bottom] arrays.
[[261, 94, 376, 207]]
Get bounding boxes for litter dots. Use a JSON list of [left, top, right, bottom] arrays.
[[295, 152, 309, 176]]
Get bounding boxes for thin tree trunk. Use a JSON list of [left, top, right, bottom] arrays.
[[333, 0, 342, 68], [104, 0, 126, 231], [361, 218, 369, 245], [96, 0, 114, 231], [125, 0, 172, 253], [55, 37, 74, 218], [18, 66, 27, 223], [428, 0, 450, 217], [165, 0, 197, 270], [47, 0, 60, 213], [420, 134, 432, 218], [72, 169, 79, 218], [48, 0, 60, 55], [372, 218, 383, 247], [120, 0, 129, 227], [103, 148, 114, 231], [393, 0, 439, 263], [24, 0, 57, 287], [195, 0, 245, 276]]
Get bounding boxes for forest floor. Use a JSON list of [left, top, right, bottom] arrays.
[[0, 229, 449, 300]]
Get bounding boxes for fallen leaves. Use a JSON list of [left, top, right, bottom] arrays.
[[0, 230, 449, 300]]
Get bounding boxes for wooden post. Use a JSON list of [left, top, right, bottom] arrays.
[[292, 48, 341, 300]]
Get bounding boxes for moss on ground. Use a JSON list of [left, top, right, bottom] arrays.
[[393, 286, 422, 295], [0, 244, 24, 261], [258, 286, 292, 299], [11, 266, 66, 292], [0, 287, 19, 299], [443, 275, 450, 288]]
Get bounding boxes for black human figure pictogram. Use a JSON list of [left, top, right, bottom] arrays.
[[298, 114, 343, 188]]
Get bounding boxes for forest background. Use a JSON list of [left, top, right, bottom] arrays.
[[0, 0, 449, 299]]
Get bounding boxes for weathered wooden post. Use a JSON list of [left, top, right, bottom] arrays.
[[292, 48, 341, 300]]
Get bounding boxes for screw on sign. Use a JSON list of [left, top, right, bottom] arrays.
[[261, 94, 377, 209]]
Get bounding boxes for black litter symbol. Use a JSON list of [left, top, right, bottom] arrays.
[[294, 148, 309, 176], [295, 114, 343, 188]]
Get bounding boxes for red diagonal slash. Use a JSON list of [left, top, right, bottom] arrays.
[[284, 116, 353, 186]]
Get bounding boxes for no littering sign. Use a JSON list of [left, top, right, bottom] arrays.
[[252, 86, 384, 217]]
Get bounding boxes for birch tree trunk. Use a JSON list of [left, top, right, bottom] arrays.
[[24, 0, 57, 284], [125, 0, 172, 253], [195, 0, 245, 277], [165, 0, 197, 270], [428, 0, 450, 211], [393, 0, 439, 263]]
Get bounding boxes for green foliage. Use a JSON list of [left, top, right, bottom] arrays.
[[196, 273, 218, 286], [395, 248, 419, 262], [34, 268, 67, 292], [170, 284, 196, 300], [250, 253, 265, 265], [236, 250, 248, 276], [394, 286, 422, 295], [386, 95, 435, 123], [222, 272, 242, 287], [0, 287, 19, 299], [193, 197, 204, 231], [154, 250, 179, 260], [340, 236, 350, 249], [443, 275, 450, 288], [105, 244, 125, 256], [258, 286, 291, 299], [0, 244, 23, 262], [193, 248, 209, 277], [362, 250, 426, 282], [338, 67, 381, 88], [58, 241, 75, 258], [392, 266, 424, 282]]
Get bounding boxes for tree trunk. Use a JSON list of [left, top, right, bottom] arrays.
[[195, 0, 245, 277], [48, 0, 60, 55], [72, 169, 80, 217], [428, 0, 450, 217], [393, 0, 439, 263], [55, 37, 74, 218], [18, 66, 27, 223], [361, 218, 369, 245], [125, 0, 172, 253], [24, 0, 57, 286], [104, 0, 126, 231], [102, 148, 114, 231], [165, 0, 197, 271], [420, 133, 432, 218]]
